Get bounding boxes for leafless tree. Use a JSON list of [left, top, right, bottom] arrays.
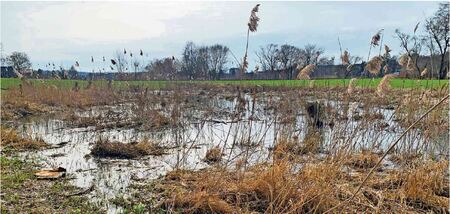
[[317, 56, 335, 65], [181, 42, 210, 79], [425, 2, 449, 79], [207, 44, 229, 80], [146, 57, 178, 80], [395, 29, 423, 77], [277, 44, 304, 79], [256, 44, 280, 71], [303, 44, 324, 65]]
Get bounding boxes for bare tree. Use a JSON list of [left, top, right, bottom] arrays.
[[146, 57, 178, 80], [395, 29, 423, 77], [5, 52, 32, 78], [277, 44, 303, 79], [181, 42, 209, 80], [256, 44, 280, 71], [207, 44, 229, 80], [425, 2, 449, 79], [303, 44, 324, 65], [317, 56, 335, 65]]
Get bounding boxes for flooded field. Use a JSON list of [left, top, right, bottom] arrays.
[[1, 83, 449, 213], [2, 83, 447, 213]]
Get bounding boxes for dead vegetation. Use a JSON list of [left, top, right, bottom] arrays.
[[91, 138, 165, 159], [1, 126, 48, 151], [127, 155, 448, 213]]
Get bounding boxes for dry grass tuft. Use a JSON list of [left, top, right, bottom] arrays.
[[365, 56, 383, 75], [1, 126, 48, 151], [204, 147, 223, 163], [91, 139, 165, 159], [346, 150, 379, 169]]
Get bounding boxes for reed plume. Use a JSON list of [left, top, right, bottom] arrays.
[[241, 4, 261, 76], [248, 4, 260, 32], [371, 29, 383, 46], [398, 54, 408, 66], [365, 56, 383, 75], [406, 57, 416, 73], [383, 45, 391, 58], [376, 74, 397, 97], [341, 50, 350, 65], [347, 78, 357, 95], [420, 67, 428, 77], [296, 64, 315, 80], [309, 80, 315, 88]]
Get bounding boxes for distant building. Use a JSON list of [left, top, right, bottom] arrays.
[[1, 66, 16, 78]]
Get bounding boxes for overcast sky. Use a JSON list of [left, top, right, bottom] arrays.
[[0, 1, 443, 72]]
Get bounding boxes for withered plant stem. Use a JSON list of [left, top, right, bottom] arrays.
[[324, 93, 450, 213]]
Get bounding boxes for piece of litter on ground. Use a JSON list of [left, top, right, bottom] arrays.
[[34, 167, 67, 179]]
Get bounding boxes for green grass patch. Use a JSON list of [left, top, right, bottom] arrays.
[[1, 78, 448, 90]]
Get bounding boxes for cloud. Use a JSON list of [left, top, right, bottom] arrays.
[[13, 2, 210, 44]]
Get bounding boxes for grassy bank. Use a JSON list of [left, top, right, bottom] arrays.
[[1, 77, 448, 90]]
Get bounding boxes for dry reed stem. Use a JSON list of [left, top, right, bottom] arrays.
[[324, 94, 450, 213], [347, 78, 357, 95]]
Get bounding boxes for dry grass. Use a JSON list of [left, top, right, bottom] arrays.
[[0, 126, 48, 151], [3, 83, 118, 109], [140, 154, 449, 214], [204, 147, 223, 163], [154, 159, 346, 213], [91, 139, 165, 159], [346, 150, 379, 169]]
